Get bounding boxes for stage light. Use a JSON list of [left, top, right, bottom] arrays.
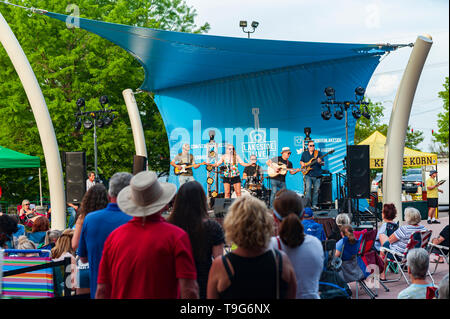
[[240, 21, 247, 28], [355, 86, 365, 97], [324, 87, 335, 98], [362, 106, 371, 120], [209, 150, 216, 158], [304, 127, 311, 138], [83, 119, 93, 129], [334, 105, 344, 120], [103, 116, 112, 126], [251, 21, 259, 28], [74, 119, 81, 131], [206, 164, 213, 172], [96, 118, 104, 128], [99, 95, 109, 105], [321, 105, 332, 120], [76, 98, 85, 108], [207, 177, 214, 185], [209, 130, 215, 142], [211, 191, 218, 198], [352, 106, 361, 119]]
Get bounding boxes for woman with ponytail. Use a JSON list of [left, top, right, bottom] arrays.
[[269, 190, 324, 299]]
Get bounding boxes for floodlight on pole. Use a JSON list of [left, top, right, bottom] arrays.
[[240, 20, 259, 38]]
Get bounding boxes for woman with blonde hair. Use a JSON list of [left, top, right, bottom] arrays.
[[207, 195, 297, 299]]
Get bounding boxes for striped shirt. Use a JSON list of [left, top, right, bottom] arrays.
[[391, 224, 426, 254]]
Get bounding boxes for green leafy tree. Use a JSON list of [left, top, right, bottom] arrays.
[[0, 0, 209, 203], [434, 76, 449, 148], [354, 99, 424, 150]]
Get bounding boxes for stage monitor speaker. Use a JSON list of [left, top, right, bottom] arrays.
[[65, 152, 86, 204], [133, 155, 147, 175], [213, 198, 235, 218], [318, 175, 333, 206], [347, 145, 370, 199]]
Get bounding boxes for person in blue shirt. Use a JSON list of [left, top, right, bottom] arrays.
[[301, 207, 326, 241], [300, 141, 324, 210], [77, 172, 133, 299]]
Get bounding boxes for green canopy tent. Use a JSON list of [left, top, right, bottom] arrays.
[[0, 145, 43, 206]]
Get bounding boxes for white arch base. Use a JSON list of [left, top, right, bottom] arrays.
[[0, 11, 66, 230], [383, 35, 433, 221]]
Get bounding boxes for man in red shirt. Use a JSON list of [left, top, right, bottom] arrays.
[[96, 171, 198, 299]]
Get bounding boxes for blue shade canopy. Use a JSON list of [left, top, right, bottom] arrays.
[[44, 11, 404, 202], [44, 12, 397, 93]]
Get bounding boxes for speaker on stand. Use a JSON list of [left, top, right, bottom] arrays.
[[65, 152, 87, 204], [318, 173, 333, 209], [346, 145, 370, 226]]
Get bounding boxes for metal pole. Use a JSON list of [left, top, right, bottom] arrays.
[[39, 167, 42, 207], [383, 35, 432, 222], [94, 119, 98, 179], [0, 12, 66, 230]]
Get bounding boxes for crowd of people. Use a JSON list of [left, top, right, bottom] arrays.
[[0, 170, 448, 300]]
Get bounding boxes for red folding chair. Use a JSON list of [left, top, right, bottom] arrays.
[[380, 230, 434, 286]]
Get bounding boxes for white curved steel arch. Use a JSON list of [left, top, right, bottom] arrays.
[[0, 11, 66, 230]]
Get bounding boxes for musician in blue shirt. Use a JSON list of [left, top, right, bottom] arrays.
[[300, 141, 324, 210]]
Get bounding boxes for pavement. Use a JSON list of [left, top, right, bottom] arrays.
[[352, 215, 449, 299]]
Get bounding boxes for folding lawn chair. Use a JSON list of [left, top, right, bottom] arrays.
[[427, 241, 448, 275], [1, 249, 55, 299], [380, 230, 434, 286]]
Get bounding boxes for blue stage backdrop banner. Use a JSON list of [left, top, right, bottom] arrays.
[[43, 12, 398, 201]]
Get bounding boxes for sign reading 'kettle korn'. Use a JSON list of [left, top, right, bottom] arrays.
[[371, 155, 437, 168]]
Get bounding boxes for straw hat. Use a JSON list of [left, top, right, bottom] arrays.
[[117, 171, 177, 217], [281, 147, 291, 153]]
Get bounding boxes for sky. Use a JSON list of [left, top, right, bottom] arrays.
[[185, 0, 449, 152]]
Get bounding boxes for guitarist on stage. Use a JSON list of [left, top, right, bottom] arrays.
[[170, 143, 202, 186], [300, 140, 324, 210], [266, 147, 300, 207]]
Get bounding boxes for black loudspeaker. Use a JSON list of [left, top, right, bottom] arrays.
[[65, 152, 86, 204], [318, 175, 333, 206], [133, 155, 147, 175], [213, 198, 235, 218], [347, 145, 370, 199]]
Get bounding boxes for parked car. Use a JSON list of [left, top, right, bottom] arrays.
[[405, 168, 422, 175], [402, 174, 423, 194], [371, 172, 383, 193]]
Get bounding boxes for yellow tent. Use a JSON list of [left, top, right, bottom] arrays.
[[357, 131, 438, 169]]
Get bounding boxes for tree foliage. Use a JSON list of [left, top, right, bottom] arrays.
[[434, 76, 449, 148], [0, 0, 209, 203], [354, 99, 424, 150]]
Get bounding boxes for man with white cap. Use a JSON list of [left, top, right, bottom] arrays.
[[96, 171, 198, 299], [266, 147, 300, 206]]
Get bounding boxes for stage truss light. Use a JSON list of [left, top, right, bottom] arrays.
[[352, 105, 361, 119], [211, 191, 218, 198], [96, 118, 104, 128], [334, 105, 344, 120], [362, 106, 371, 119], [321, 104, 332, 120], [324, 87, 336, 99], [304, 127, 311, 138], [99, 95, 109, 105], [207, 177, 214, 185], [74, 119, 82, 131], [76, 98, 85, 109], [83, 119, 93, 129]]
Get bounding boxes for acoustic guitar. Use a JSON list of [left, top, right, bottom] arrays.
[[267, 163, 300, 178], [174, 162, 206, 175], [300, 149, 335, 176]]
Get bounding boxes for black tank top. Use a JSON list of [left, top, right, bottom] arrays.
[[218, 250, 288, 299]]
